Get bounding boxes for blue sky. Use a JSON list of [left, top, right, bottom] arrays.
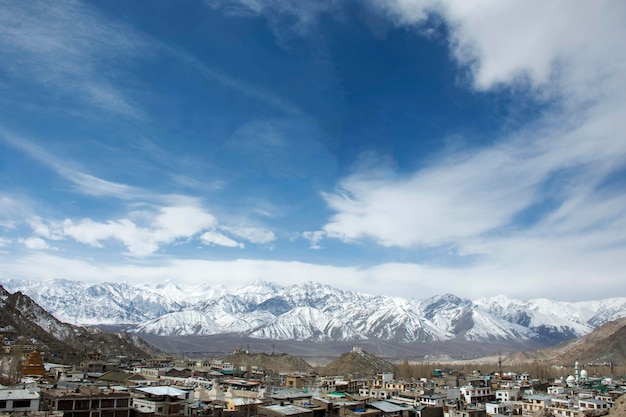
[[1, 0, 625, 302]]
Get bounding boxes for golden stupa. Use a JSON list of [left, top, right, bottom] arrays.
[[22, 351, 46, 377]]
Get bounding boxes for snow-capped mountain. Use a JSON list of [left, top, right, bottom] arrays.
[[0, 278, 186, 325], [3, 278, 626, 345]]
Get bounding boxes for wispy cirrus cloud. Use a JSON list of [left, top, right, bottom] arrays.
[[1, 129, 278, 256], [210, 0, 336, 41], [0, 128, 143, 199], [0, 0, 150, 118]]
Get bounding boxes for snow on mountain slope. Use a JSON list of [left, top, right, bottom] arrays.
[[352, 297, 451, 342], [473, 295, 626, 340], [1, 278, 184, 325], [133, 310, 225, 336], [3, 278, 626, 344], [246, 306, 364, 341], [138, 280, 225, 304], [464, 308, 537, 341]]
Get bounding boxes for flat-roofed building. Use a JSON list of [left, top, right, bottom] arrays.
[[41, 388, 131, 417], [0, 387, 40, 413], [258, 404, 314, 417]]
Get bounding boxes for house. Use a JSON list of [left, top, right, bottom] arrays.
[[578, 398, 611, 412], [359, 388, 399, 401], [98, 371, 147, 386], [419, 394, 446, 408], [372, 374, 394, 390], [448, 406, 486, 417], [549, 398, 578, 417], [494, 388, 519, 402], [367, 401, 413, 417], [41, 387, 131, 417], [485, 403, 509, 416], [459, 386, 493, 405], [343, 407, 381, 417], [131, 386, 188, 417], [285, 375, 317, 389], [521, 395, 551, 417], [0, 387, 40, 413], [414, 405, 443, 417], [258, 404, 314, 417]]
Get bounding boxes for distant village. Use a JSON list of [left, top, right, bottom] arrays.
[[1, 344, 624, 417]]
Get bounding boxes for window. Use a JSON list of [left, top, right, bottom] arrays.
[[0, 400, 7, 409], [76, 400, 90, 410], [13, 400, 32, 408], [101, 399, 115, 408], [58, 400, 74, 410]]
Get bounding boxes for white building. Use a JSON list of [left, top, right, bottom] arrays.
[[486, 402, 510, 416], [0, 388, 40, 413], [495, 388, 519, 402], [460, 385, 493, 405]]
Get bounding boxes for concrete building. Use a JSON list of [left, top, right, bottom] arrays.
[[0, 387, 40, 413], [41, 388, 131, 417]]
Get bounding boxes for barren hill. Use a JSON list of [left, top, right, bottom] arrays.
[[224, 351, 314, 374], [318, 347, 394, 377], [502, 317, 626, 366], [0, 285, 160, 364]]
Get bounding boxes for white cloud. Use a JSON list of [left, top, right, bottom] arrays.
[[62, 205, 218, 256], [321, 102, 626, 249], [200, 231, 244, 248], [29, 216, 64, 240], [301, 0, 626, 299], [302, 230, 325, 249], [372, 1, 625, 96], [0, 237, 11, 248], [223, 225, 275, 244], [211, 0, 334, 38], [19, 236, 55, 251], [2, 252, 623, 301]]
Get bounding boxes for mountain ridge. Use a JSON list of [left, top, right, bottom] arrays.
[[2, 278, 626, 347], [0, 284, 161, 364]]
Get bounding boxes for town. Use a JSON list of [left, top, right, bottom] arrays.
[[1, 345, 624, 417]]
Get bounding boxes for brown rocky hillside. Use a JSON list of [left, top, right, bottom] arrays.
[[225, 351, 314, 374], [502, 318, 626, 366], [0, 285, 160, 364], [607, 394, 626, 417], [318, 347, 394, 377]]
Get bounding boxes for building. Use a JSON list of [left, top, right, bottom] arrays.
[[367, 401, 413, 417], [258, 404, 314, 417], [0, 387, 40, 413], [419, 394, 446, 408], [459, 386, 493, 405], [485, 403, 509, 416], [578, 398, 611, 412], [41, 388, 131, 417], [521, 395, 551, 417], [494, 388, 519, 402], [22, 351, 46, 378], [131, 386, 188, 416]]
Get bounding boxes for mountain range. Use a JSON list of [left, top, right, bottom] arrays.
[[2, 279, 626, 349], [0, 285, 159, 364]]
